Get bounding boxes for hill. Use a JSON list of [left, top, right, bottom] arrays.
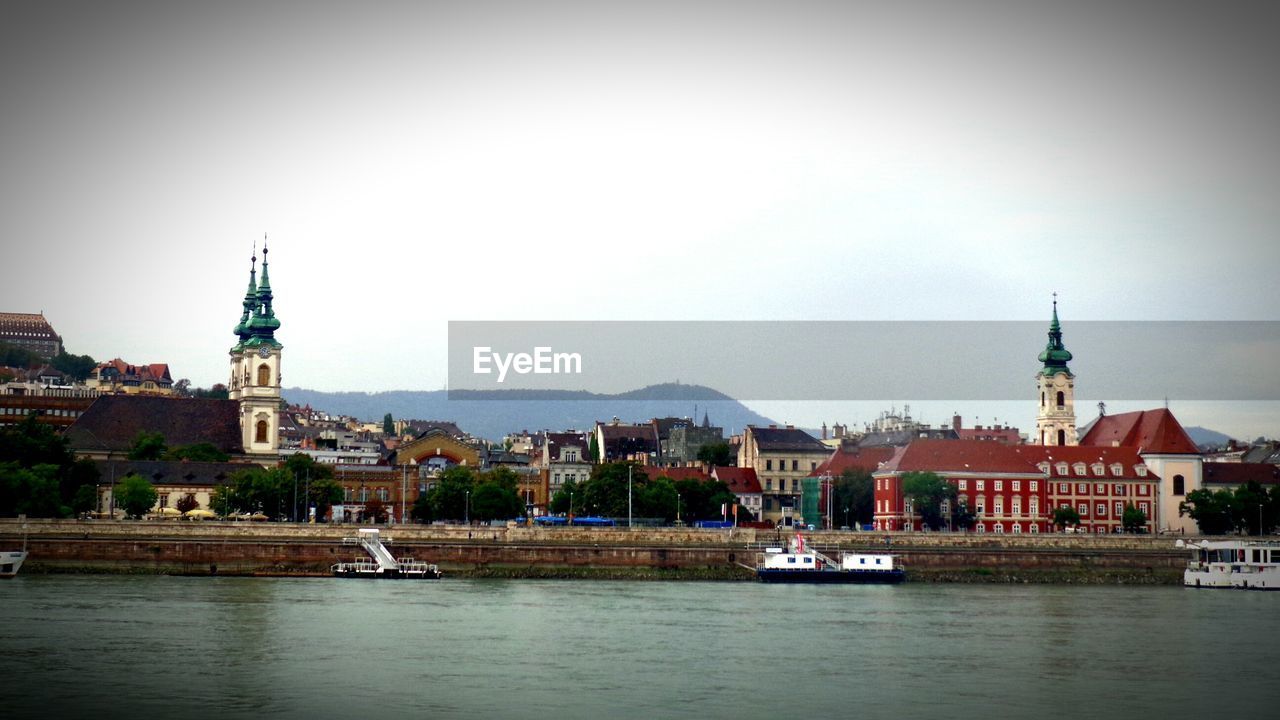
[[1185, 426, 1234, 450], [282, 383, 777, 441]]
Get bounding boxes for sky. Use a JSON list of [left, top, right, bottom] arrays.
[[2, 0, 1278, 439]]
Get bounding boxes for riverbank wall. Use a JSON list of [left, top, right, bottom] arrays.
[[0, 519, 1189, 582]]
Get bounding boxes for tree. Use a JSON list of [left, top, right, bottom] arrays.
[[382, 413, 395, 435], [470, 481, 523, 521], [193, 384, 229, 399], [1122, 503, 1147, 533], [588, 433, 600, 463], [127, 431, 167, 461], [1052, 506, 1082, 531], [308, 478, 343, 522], [51, 350, 97, 382], [426, 466, 476, 522], [696, 442, 733, 467], [176, 493, 199, 514], [163, 442, 230, 462], [116, 473, 158, 518], [411, 492, 434, 523], [831, 468, 875, 527], [1180, 488, 1238, 535], [579, 462, 646, 518], [636, 476, 678, 522], [0, 462, 64, 517], [0, 414, 93, 517], [549, 478, 578, 515], [901, 471, 955, 530], [364, 496, 389, 524], [173, 378, 192, 397]]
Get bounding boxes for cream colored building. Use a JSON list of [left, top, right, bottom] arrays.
[[738, 424, 830, 525]]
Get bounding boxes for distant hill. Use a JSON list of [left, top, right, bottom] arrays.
[[282, 383, 778, 441], [1186, 426, 1234, 450]]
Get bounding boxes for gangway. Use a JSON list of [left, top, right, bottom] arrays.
[[332, 528, 441, 579]]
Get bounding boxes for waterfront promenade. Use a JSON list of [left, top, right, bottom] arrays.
[[1, 518, 1187, 582]]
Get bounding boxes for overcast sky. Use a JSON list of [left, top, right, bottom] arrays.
[[2, 1, 1278, 438]]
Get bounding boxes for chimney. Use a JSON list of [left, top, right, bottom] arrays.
[[953, 414, 962, 432]]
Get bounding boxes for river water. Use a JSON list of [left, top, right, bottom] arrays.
[[2, 576, 1276, 719]]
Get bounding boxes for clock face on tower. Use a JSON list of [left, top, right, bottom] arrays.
[[257, 346, 271, 358]]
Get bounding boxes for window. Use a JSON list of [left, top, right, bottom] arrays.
[[1038, 463, 1050, 475], [994, 480, 1003, 491], [976, 523, 986, 533], [1097, 503, 1106, 517], [255, 420, 268, 444], [994, 523, 1004, 534], [976, 480, 985, 491], [779, 479, 787, 492], [1111, 464, 1124, 476], [1058, 482, 1067, 494], [1139, 485, 1148, 496], [1057, 429, 1066, 446], [1073, 463, 1087, 476], [1114, 501, 1123, 517], [764, 498, 773, 510], [810, 462, 817, 471], [1078, 503, 1087, 516], [1012, 523, 1022, 534], [1030, 498, 1039, 514], [257, 363, 271, 386], [958, 479, 967, 490], [792, 460, 798, 471], [765, 479, 772, 490], [1011, 498, 1021, 515], [1077, 483, 1087, 494], [1139, 502, 1149, 515], [1030, 480, 1038, 492], [1056, 391, 1065, 407], [1057, 463, 1069, 475], [1173, 475, 1185, 496], [1136, 466, 1147, 477], [1030, 523, 1039, 534], [976, 498, 986, 513], [1012, 481, 1020, 491], [1094, 483, 1104, 494], [765, 460, 772, 471]]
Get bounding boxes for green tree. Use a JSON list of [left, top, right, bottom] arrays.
[[0, 415, 94, 517], [636, 476, 678, 522], [0, 341, 40, 369], [192, 384, 230, 399], [116, 473, 158, 518], [588, 433, 600, 463], [549, 478, 578, 515], [427, 466, 476, 522], [1122, 503, 1148, 533], [411, 491, 434, 523], [382, 413, 395, 435], [470, 481, 523, 521], [51, 350, 96, 382], [1233, 481, 1272, 536], [901, 471, 955, 530], [1180, 488, 1238, 535], [127, 431, 167, 461], [308, 478, 343, 522], [831, 468, 875, 528], [579, 462, 646, 518], [0, 462, 64, 517], [163, 442, 230, 462], [695, 442, 733, 467], [1052, 506, 1082, 531]]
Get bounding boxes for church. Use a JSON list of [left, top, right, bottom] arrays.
[[872, 300, 1206, 534]]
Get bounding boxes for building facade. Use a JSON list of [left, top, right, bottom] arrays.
[[1035, 299, 1078, 446], [227, 240, 283, 459], [0, 312, 62, 358], [738, 424, 830, 525]]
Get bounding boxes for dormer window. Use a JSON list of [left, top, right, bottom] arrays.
[[1055, 462, 1068, 475], [1110, 464, 1124, 476], [1072, 463, 1087, 476], [1037, 462, 1050, 475], [1091, 463, 1104, 476]]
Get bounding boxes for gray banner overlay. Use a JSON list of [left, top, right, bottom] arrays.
[[447, 321, 1279, 401]]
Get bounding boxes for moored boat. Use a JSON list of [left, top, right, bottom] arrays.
[[756, 534, 905, 584], [331, 528, 441, 580], [1, 550, 27, 578], [1181, 539, 1280, 590]]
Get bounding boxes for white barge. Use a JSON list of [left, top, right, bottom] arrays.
[[1181, 539, 1280, 591], [756, 534, 905, 584]]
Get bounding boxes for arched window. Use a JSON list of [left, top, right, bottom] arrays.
[[257, 364, 271, 386], [255, 420, 268, 444], [1057, 429, 1065, 446], [1056, 391, 1065, 407], [1173, 474, 1185, 496], [1041, 391, 1045, 406]]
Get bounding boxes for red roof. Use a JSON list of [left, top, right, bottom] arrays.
[[877, 439, 1041, 475], [809, 446, 896, 476], [651, 466, 710, 483], [713, 466, 762, 494], [1079, 409, 1199, 455], [1013, 445, 1148, 479], [1202, 462, 1280, 486]]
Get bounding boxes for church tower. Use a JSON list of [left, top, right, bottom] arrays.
[[229, 237, 283, 458], [1036, 297, 1077, 446]]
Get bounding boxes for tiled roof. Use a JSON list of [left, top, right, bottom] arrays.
[[877, 439, 1041, 475], [1078, 409, 1200, 455], [650, 467, 710, 483], [0, 312, 60, 341], [66, 395, 244, 454], [713, 466, 762, 494], [1202, 462, 1280, 486], [749, 426, 827, 453], [809, 446, 897, 476], [92, 459, 257, 488], [1014, 445, 1148, 479]]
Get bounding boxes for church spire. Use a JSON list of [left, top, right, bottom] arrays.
[[248, 234, 281, 342], [1037, 293, 1072, 376], [233, 240, 258, 342]]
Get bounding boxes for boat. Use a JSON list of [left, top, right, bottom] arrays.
[[1, 550, 27, 578], [331, 528, 441, 579], [755, 534, 905, 584], [1181, 539, 1280, 591]]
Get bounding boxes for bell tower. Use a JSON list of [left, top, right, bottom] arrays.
[[1035, 295, 1077, 446], [229, 236, 282, 458]]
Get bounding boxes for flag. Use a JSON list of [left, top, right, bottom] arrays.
[[796, 533, 805, 553]]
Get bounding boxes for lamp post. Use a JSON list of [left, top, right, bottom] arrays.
[[464, 490, 470, 526], [628, 463, 633, 528]]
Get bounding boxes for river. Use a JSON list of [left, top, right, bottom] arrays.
[[2, 576, 1276, 719]]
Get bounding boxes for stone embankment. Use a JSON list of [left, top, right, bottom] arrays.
[[0, 519, 1190, 583]]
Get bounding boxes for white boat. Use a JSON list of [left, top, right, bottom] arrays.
[[1, 550, 27, 578], [756, 534, 905, 584], [331, 528, 441, 579], [1181, 539, 1280, 591]]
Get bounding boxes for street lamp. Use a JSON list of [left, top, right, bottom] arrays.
[[464, 489, 470, 525], [628, 464, 633, 528]]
